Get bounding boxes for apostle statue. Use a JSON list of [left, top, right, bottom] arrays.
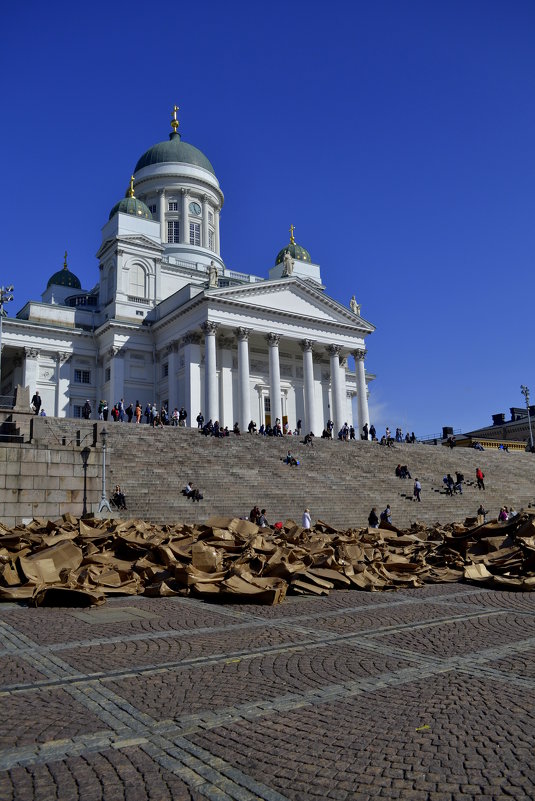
[[283, 250, 294, 276], [350, 295, 361, 315], [208, 260, 218, 288]]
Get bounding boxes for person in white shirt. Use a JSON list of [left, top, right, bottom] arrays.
[[302, 508, 311, 529]]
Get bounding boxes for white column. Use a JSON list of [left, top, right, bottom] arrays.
[[108, 346, 126, 407], [55, 353, 70, 417], [219, 337, 234, 427], [236, 327, 251, 430], [354, 348, 370, 437], [202, 322, 219, 422], [328, 344, 344, 432], [340, 356, 348, 424], [182, 333, 201, 425], [202, 194, 209, 249], [267, 333, 282, 425], [180, 189, 189, 244], [167, 341, 179, 414], [215, 207, 220, 255], [159, 190, 166, 242], [22, 347, 39, 397], [301, 339, 317, 435]]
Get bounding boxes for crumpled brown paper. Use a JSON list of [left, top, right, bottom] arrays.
[[0, 511, 534, 606]]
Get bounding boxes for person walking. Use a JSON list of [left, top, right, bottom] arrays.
[[476, 467, 485, 490], [368, 507, 379, 528], [31, 391, 41, 415], [413, 478, 422, 502], [302, 508, 312, 529]]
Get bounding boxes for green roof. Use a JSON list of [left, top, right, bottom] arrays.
[[47, 267, 82, 290], [109, 196, 152, 221], [134, 132, 215, 175], [275, 241, 312, 266]]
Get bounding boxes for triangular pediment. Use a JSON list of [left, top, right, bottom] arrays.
[[209, 278, 374, 331], [97, 234, 163, 259]]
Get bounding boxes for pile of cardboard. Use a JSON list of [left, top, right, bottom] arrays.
[[0, 512, 534, 606]]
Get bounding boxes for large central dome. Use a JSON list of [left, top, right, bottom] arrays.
[[134, 131, 215, 175]]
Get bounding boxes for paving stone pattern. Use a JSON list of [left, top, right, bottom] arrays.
[[0, 586, 534, 800]]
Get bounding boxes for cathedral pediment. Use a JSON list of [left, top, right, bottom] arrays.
[[97, 234, 163, 259], [208, 278, 374, 332]]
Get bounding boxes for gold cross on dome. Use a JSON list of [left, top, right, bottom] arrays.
[[128, 175, 135, 198], [289, 224, 295, 244], [171, 104, 180, 133], [63, 250, 68, 269]]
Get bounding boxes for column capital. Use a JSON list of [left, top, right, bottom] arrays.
[[202, 193, 209, 203], [109, 346, 124, 359], [201, 321, 219, 336], [166, 340, 180, 355], [24, 347, 39, 358], [266, 333, 281, 346], [158, 188, 165, 196], [353, 348, 367, 361], [235, 327, 250, 341], [181, 188, 188, 196], [327, 344, 342, 357], [300, 339, 316, 352], [183, 332, 202, 346], [55, 352, 70, 364]]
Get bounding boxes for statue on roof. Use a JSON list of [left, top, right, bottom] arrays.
[[208, 260, 219, 288], [350, 295, 361, 315], [283, 250, 294, 276]]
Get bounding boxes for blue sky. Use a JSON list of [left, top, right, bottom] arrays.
[[2, 0, 534, 437]]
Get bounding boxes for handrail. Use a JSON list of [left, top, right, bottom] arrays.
[[419, 427, 463, 443]]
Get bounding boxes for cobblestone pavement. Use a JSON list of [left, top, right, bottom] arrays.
[[0, 584, 534, 801]]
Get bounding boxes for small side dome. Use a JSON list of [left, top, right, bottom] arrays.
[[109, 176, 152, 221], [47, 251, 82, 290], [275, 225, 312, 265]]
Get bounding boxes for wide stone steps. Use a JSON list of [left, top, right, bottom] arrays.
[[96, 424, 535, 528]]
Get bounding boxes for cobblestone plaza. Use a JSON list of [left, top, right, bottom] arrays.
[[0, 584, 534, 800]]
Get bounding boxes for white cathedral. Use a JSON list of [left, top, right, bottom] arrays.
[[2, 108, 375, 435]]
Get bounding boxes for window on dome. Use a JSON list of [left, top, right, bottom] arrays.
[[190, 222, 201, 246], [168, 221, 180, 244], [129, 265, 146, 298], [168, 201, 178, 211], [74, 369, 91, 384], [208, 229, 214, 251]]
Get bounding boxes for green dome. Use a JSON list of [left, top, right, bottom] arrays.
[[134, 132, 215, 175], [275, 241, 312, 266], [109, 196, 152, 221], [47, 266, 82, 290]]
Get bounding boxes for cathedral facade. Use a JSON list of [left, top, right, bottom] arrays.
[[1, 109, 375, 435]]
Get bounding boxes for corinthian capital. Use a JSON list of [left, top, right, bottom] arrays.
[[266, 333, 281, 346], [234, 327, 250, 341], [353, 348, 367, 362], [327, 344, 342, 357], [300, 339, 316, 352], [201, 321, 219, 336]]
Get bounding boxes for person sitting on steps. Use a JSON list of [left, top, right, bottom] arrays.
[[112, 485, 127, 510]]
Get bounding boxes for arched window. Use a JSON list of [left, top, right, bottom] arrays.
[[129, 265, 146, 298]]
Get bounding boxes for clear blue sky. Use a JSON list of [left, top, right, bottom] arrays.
[[2, 0, 534, 437]]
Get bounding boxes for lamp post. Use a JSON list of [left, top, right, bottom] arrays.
[[80, 446, 91, 517], [98, 427, 111, 512], [0, 285, 14, 395], [520, 385, 534, 452]]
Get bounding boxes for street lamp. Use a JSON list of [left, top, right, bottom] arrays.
[[520, 385, 534, 452], [97, 427, 111, 513], [0, 285, 14, 395], [80, 446, 91, 517]]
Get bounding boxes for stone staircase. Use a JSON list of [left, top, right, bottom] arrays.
[[84, 424, 535, 529]]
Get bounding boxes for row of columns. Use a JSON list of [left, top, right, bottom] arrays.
[[198, 325, 370, 436], [156, 189, 221, 254]]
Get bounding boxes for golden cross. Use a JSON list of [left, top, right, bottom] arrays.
[[128, 175, 135, 198], [171, 104, 180, 133], [289, 224, 295, 244], [63, 250, 68, 269]]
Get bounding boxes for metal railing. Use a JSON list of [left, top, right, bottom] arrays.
[[418, 427, 462, 443]]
